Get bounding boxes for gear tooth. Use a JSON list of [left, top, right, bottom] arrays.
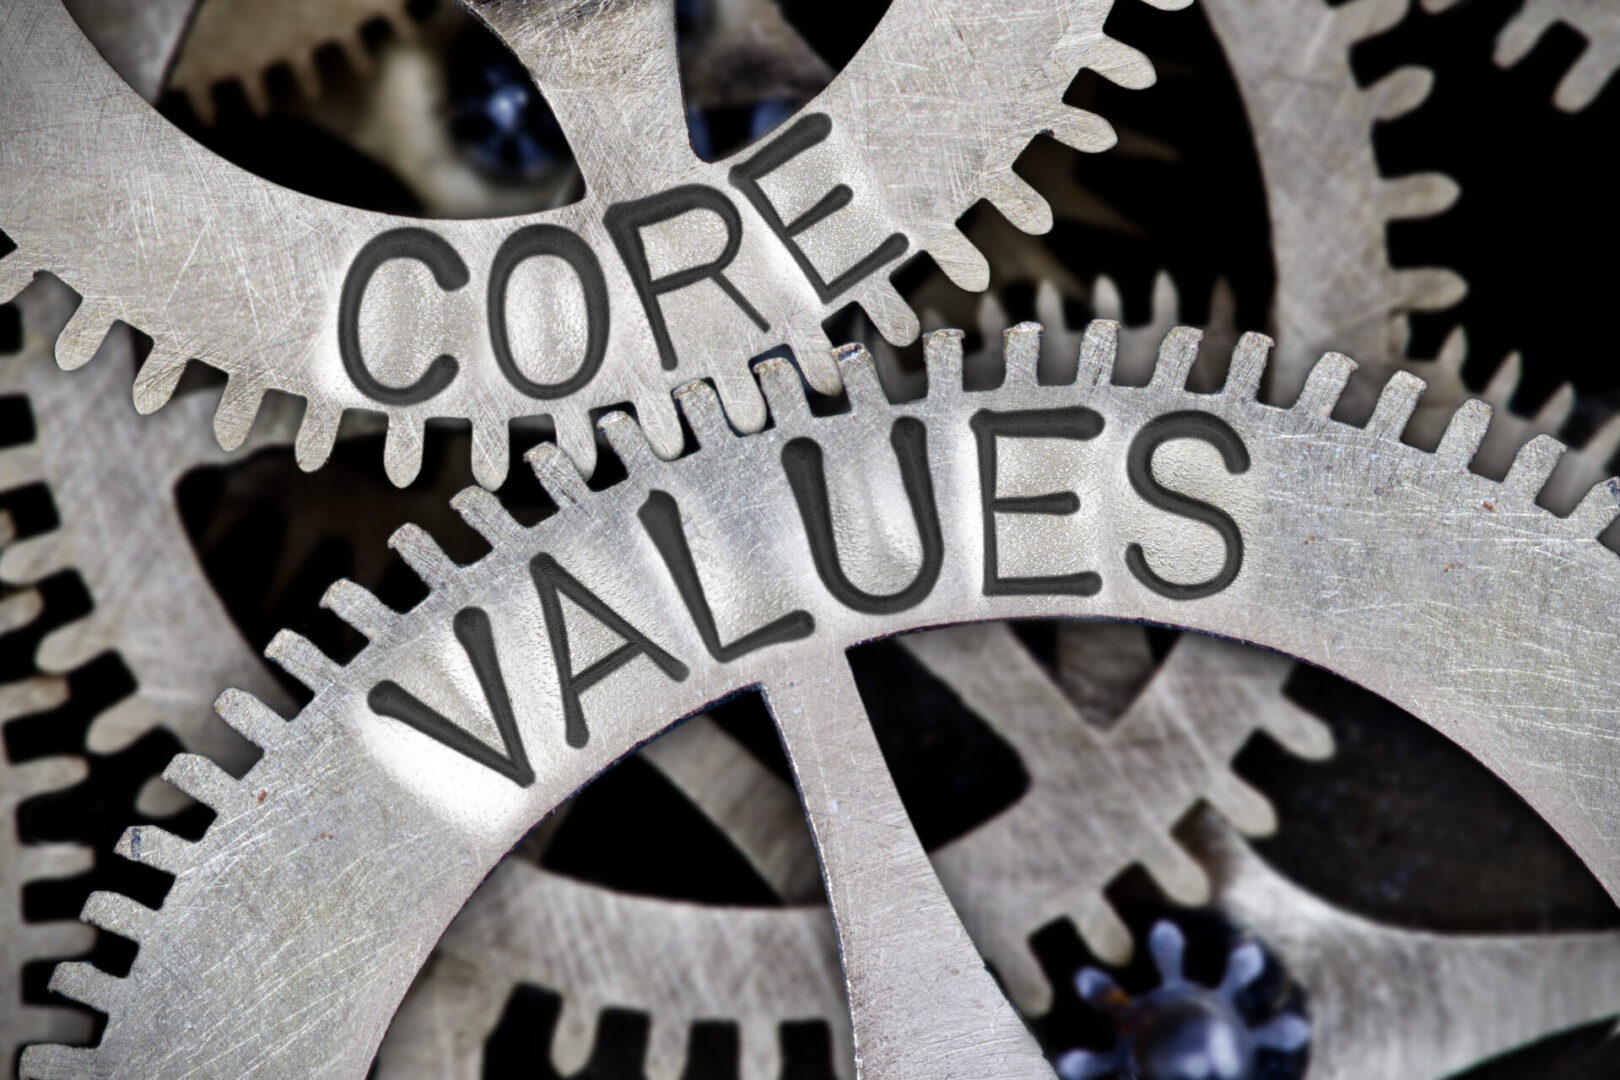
[[1342, 0, 1408, 38], [19, 1043, 99, 1079], [1481, 351, 1524, 408], [383, 417, 426, 488], [1076, 320, 1119, 388], [53, 302, 111, 371], [388, 523, 459, 588], [737, 1020, 786, 1080], [1366, 66, 1434, 121], [471, 419, 511, 491], [1502, 434, 1567, 497], [450, 485, 525, 546], [48, 961, 122, 1012], [1142, 836, 1212, 905], [642, 1016, 689, 1080], [834, 344, 888, 410], [1206, 773, 1279, 836], [526, 442, 592, 507], [1570, 477, 1620, 535], [1001, 323, 1043, 387], [80, 891, 153, 940], [788, 325, 841, 397], [855, 279, 921, 347], [1435, 399, 1494, 467], [1044, 105, 1118, 154], [992, 935, 1055, 1017], [0, 441, 43, 493], [754, 355, 814, 427], [1382, 171, 1460, 220], [1091, 275, 1124, 321], [927, 228, 991, 293], [827, 1016, 855, 1080], [214, 687, 289, 748], [1150, 326, 1202, 389], [131, 343, 190, 413], [1292, 352, 1357, 419], [265, 629, 344, 694], [985, 172, 1053, 234], [1263, 696, 1337, 761], [19, 839, 92, 882], [674, 379, 735, 445], [713, 365, 769, 436], [10, 754, 88, 799], [163, 753, 246, 813], [115, 823, 190, 872], [1495, 6, 1558, 68], [0, 530, 70, 584], [0, 676, 69, 723], [1395, 266, 1468, 314], [1582, 413, 1620, 465], [295, 400, 343, 472], [84, 697, 160, 756], [1089, 35, 1157, 90], [1222, 332, 1272, 401], [319, 579, 397, 641], [597, 409, 658, 473], [1534, 382, 1577, 433], [0, 508, 14, 545], [1434, 325, 1468, 375], [212, 377, 266, 451], [1554, 44, 1618, 112], [976, 293, 1010, 344], [0, 585, 42, 635], [1367, 371, 1427, 438], [922, 328, 966, 394], [553, 405, 605, 476], [549, 998, 597, 1076], [1078, 894, 1134, 966]]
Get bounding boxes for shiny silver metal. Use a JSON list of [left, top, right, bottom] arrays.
[[21, 324, 1620, 1078], [0, 0, 1184, 488]]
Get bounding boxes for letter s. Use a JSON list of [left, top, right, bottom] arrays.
[[1125, 411, 1250, 600]]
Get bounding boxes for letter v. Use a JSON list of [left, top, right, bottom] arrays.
[[368, 607, 535, 786]]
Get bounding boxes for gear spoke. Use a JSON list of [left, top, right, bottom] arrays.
[[764, 655, 1052, 1077], [462, 0, 694, 195], [1190, 811, 1620, 1080]]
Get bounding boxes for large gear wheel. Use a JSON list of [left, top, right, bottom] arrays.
[[0, 0, 1185, 488], [19, 319, 1620, 1078]]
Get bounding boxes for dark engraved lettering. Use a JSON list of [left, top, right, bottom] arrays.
[[971, 407, 1106, 596], [728, 113, 909, 303], [487, 224, 610, 398], [639, 489, 815, 661], [603, 185, 768, 371], [1125, 410, 1250, 600], [530, 552, 689, 748], [340, 228, 468, 405], [367, 607, 534, 786], [781, 417, 943, 615]]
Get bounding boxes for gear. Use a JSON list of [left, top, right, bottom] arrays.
[[19, 319, 1620, 1078], [1422, 0, 1620, 112], [0, 278, 290, 782], [0, 0, 1185, 488], [1, 511, 95, 1066], [164, 0, 421, 122]]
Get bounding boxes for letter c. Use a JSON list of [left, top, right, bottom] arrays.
[[339, 227, 468, 405]]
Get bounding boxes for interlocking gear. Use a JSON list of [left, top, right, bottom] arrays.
[[19, 322, 1620, 1078], [0, 0, 1184, 488]]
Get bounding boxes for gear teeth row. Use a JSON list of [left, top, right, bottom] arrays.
[[1423, 0, 1620, 112]]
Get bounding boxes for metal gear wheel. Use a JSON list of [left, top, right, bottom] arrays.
[[19, 319, 1620, 1078], [0, 0, 1185, 488]]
